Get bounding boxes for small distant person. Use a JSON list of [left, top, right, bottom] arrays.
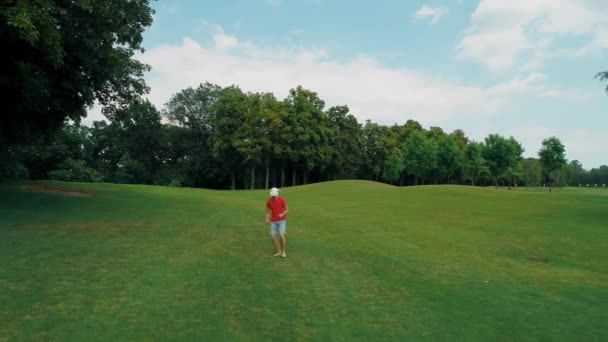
[[266, 187, 289, 258]]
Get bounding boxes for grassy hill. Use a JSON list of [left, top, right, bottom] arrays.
[[1, 180, 607, 340]]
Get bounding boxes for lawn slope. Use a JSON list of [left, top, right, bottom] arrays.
[[1, 180, 607, 340]]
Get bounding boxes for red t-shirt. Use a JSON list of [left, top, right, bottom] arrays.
[[266, 196, 287, 222]]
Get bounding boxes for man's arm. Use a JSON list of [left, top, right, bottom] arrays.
[[265, 206, 271, 224], [279, 203, 289, 218]]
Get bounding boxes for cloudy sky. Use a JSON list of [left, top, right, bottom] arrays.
[[87, 0, 608, 168]]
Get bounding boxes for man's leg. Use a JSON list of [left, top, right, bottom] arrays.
[[280, 234, 287, 257], [270, 223, 281, 256], [271, 236, 281, 256]]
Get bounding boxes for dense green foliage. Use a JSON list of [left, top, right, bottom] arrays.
[[1, 0, 153, 150], [3, 82, 607, 189], [597, 71, 608, 93], [1, 180, 607, 340], [539, 137, 567, 188]]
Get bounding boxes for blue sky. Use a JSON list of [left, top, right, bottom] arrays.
[[89, 0, 608, 168]]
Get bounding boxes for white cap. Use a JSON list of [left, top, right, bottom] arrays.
[[270, 187, 279, 197]]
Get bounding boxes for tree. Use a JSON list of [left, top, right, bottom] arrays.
[[383, 153, 404, 184], [210, 86, 248, 189], [504, 167, 523, 188], [463, 142, 487, 186], [391, 120, 423, 143], [361, 121, 388, 181], [327, 106, 363, 180], [437, 135, 463, 184], [1, 0, 154, 150], [597, 71, 608, 93], [87, 121, 124, 181], [48, 159, 103, 183], [427, 126, 446, 140], [164, 83, 222, 140], [568, 160, 585, 186], [114, 100, 164, 184], [403, 131, 437, 185], [538, 136, 567, 191], [233, 92, 276, 190], [449, 129, 470, 151], [8, 71, 589, 191], [585, 166, 608, 186], [15, 122, 90, 179], [284, 86, 330, 185], [376, 130, 401, 183], [254, 93, 287, 189], [515, 158, 542, 186], [82, 100, 167, 185], [156, 125, 197, 187], [164, 83, 225, 188], [597, 167, 606, 186], [551, 165, 573, 188], [424, 138, 440, 184], [483, 134, 524, 187], [507, 137, 524, 188]]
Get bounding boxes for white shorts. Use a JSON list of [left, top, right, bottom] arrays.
[[270, 220, 286, 236]]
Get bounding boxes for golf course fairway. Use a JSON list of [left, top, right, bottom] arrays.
[[1, 180, 607, 340]]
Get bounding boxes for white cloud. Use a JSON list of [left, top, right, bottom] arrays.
[[413, 5, 450, 24], [487, 72, 546, 96], [458, 28, 531, 72], [457, 0, 608, 72], [212, 27, 239, 50], [483, 72, 586, 101], [137, 30, 499, 125], [134, 27, 583, 127]]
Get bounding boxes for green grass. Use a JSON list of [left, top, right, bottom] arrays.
[[1, 180, 607, 341]]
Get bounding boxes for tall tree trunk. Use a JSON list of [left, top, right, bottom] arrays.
[[292, 167, 296, 187], [231, 172, 236, 190], [415, 175, 418, 186], [281, 165, 285, 188], [265, 154, 270, 190], [399, 172, 404, 186], [251, 166, 255, 190], [303, 169, 308, 185]]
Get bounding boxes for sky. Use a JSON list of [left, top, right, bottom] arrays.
[[86, 0, 608, 168]]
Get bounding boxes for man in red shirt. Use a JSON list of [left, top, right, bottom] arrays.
[[266, 187, 289, 258]]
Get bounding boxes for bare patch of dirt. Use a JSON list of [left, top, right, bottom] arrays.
[[20, 184, 94, 197], [526, 256, 549, 263]]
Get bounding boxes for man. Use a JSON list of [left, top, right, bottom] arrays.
[[266, 187, 289, 258]]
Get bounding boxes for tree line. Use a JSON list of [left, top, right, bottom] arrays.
[[2, 1, 607, 190], [3, 82, 607, 189]]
